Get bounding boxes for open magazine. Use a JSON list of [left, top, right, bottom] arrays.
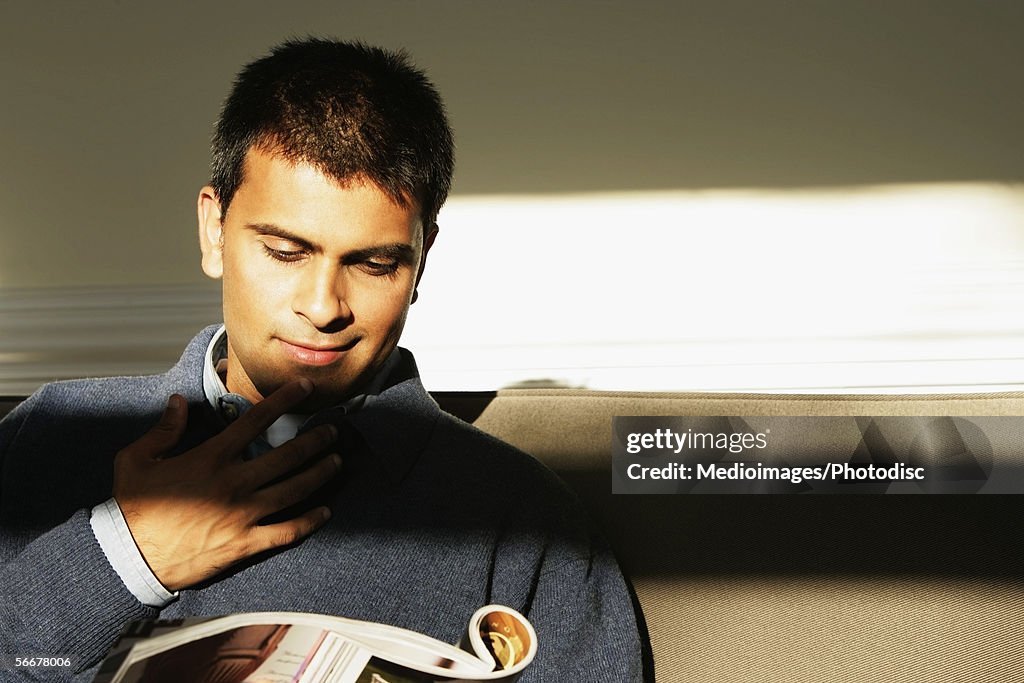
[[91, 605, 537, 683]]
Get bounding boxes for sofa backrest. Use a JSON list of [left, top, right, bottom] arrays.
[[468, 389, 1024, 683]]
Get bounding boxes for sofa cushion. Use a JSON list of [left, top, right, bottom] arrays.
[[471, 389, 1024, 683]]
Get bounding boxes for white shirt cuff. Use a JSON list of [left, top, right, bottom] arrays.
[[90, 498, 178, 608]]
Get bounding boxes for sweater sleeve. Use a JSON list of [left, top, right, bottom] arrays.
[[481, 449, 645, 682], [0, 395, 159, 679], [518, 540, 645, 682]]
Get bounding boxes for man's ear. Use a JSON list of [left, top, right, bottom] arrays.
[[411, 222, 439, 304], [197, 186, 225, 279]]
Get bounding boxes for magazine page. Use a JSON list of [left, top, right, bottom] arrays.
[[461, 605, 537, 675], [92, 606, 537, 683]]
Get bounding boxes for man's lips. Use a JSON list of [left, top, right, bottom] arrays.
[[277, 338, 358, 366]]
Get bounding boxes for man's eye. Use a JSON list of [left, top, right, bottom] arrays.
[[261, 244, 305, 263], [360, 260, 400, 276]]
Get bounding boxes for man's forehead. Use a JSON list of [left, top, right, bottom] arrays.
[[237, 146, 421, 215], [227, 148, 426, 248]]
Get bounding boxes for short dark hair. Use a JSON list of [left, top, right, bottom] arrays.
[[211, 38, 454, 225]]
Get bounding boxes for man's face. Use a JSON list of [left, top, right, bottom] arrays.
[[198, 148, 434, 411]]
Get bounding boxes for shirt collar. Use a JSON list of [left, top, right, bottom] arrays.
[[202, 324, 231, 412]]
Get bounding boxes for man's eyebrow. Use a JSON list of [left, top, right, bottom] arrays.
[[245, 223, 319, 253], [244, 223, 415, 263], [343, 244, 416, 265]]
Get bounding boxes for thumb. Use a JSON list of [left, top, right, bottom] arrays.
[[126, 395, 189, 461]]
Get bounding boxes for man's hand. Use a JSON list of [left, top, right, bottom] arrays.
[[112, 379, 341, 592]]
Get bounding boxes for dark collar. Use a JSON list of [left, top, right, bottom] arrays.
[[346, 347, 440, 482]]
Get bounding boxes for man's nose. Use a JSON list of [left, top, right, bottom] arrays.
[[293, 260, 352, 331]]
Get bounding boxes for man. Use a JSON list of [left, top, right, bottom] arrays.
[[0, 39, 642, 681]]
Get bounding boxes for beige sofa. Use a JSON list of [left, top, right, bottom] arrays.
[[454, 389, 1024, 683], [3, 391, 1023, 682]]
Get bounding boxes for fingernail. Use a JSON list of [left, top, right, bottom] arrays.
[[326, 424, 339, 439], [331, 453, 342, 468], [297, 378, 314, 395], [167, 395, 182, 412], [320, 506, 332, 521]]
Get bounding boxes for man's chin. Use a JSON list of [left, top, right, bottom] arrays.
[[253, 373, 366, 414], [244, 349, 388, 412], [307, 381, 372, 411]]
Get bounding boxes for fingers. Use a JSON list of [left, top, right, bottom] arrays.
[[214, 379, 315, 453], [246, 506, 333, 556], [252, 451, 342, 513], [120, 394, 189, 461], [239, 423, 338, 490]]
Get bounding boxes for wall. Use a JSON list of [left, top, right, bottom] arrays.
[[1, 1, 1022, 393]]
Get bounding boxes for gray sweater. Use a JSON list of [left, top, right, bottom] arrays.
[[0, 326, 642, 681]]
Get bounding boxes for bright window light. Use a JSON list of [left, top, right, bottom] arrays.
[[403, 183, 1024, 393]]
